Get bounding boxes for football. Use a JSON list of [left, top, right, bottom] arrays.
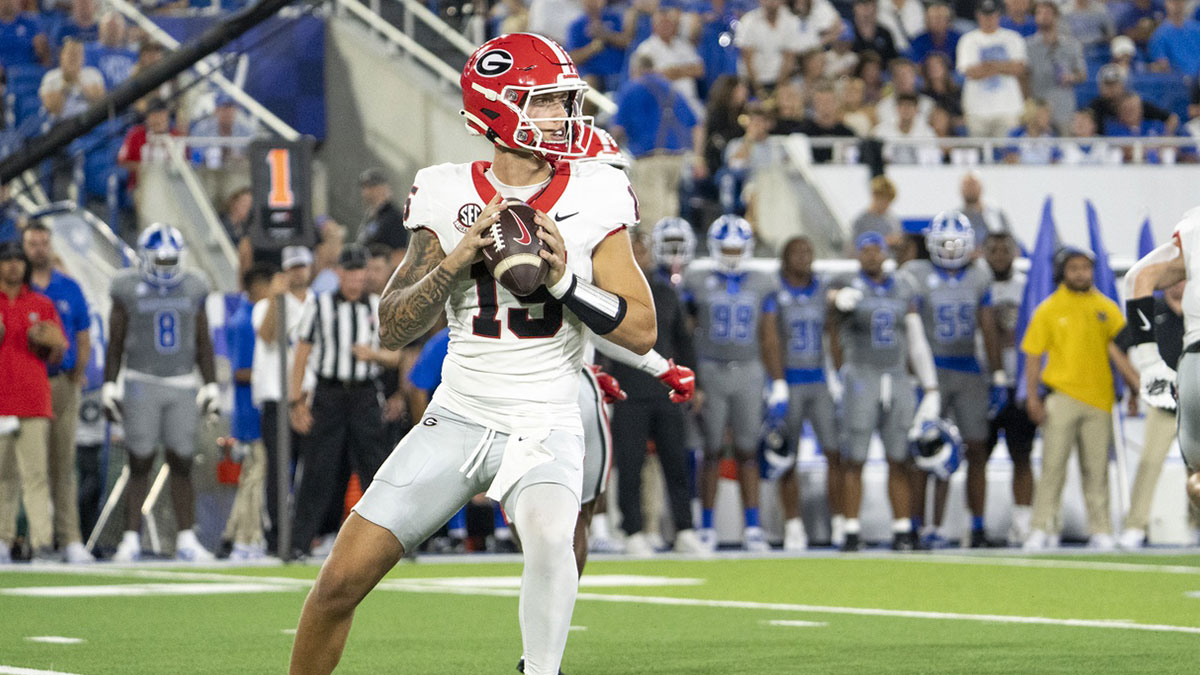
[[481, 201, 549, 296], [26, 321, 59, 362]]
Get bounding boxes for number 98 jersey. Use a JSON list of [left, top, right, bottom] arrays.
[[403, 160, 638, 435], [109, 268, 209, 378]]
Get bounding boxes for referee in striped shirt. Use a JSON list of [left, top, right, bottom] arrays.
[[288, 244, 393, 557]]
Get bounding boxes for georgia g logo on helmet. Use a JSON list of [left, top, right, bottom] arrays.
[[475, 49, 514, 77]]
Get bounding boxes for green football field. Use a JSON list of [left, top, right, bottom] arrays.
[[3, 551, 1200, 674]]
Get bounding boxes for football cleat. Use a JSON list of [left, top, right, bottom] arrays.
[[113, 532, 142, 563], [516, 658, 564, 674], [968, 528, 989, 549], [925, 210, 975, 269], [891, 532, 916, 551], [673, 529, 710, 555], [743, 526, 770, 552], [624, 532, 654, 557], [783, 519, 807, 552], [1118, 528, 1146, 550], [841, 532, 863, 552], [64, 541, 95, 564]]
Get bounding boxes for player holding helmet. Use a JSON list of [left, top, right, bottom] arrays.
[[289, 33, 656, 675], [898, 211, 1002, 548], [101, 223, 219, 562]]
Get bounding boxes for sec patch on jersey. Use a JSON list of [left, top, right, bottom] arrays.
[[482, 202, 549, 296]]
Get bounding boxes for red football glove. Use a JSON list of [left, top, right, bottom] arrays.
[[658, 359, 695, 404], [588, 364, 627, 404]]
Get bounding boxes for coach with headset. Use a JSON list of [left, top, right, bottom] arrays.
[[1020, 248, 1138, 550]]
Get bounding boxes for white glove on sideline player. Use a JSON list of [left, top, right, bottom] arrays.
[[910, 390, 941, 441], [197, 382, 221, 420], [1130, 343, 1177, 411], [833, 287, 864, 313], [101, 382, 123, 423]]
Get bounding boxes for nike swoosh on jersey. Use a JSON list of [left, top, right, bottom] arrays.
[[554, 212, 579, 222]]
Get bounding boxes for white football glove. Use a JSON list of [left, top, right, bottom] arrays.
[[1130, 343, 1177, 411], [834, 287, 864, 313], [196, 382, 221, 419], [101, 381, 123, 424], [909, 390, 941, 441]]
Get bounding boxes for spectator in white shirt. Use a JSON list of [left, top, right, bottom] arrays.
[[874, 92, 940, 164], [633, 5, 705, 115], [1059, 109, 1123, 165], [792, 0, 842, 48], [876, 0, 925, 52], [38, 38, 104, 120], [735, 0, 805, 98], [527, 0, 583, 45], [875, 57, 934, 127], [956, 0, 1027, 137]]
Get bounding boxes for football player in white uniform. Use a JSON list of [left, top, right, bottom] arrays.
[[289, 34, 657, 675], [1122, 208, 1200, 513]]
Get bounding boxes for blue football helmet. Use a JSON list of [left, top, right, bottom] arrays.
[[707, 215, 753, 272], [758, 418, 793, 481], [925, 211, 975, 270], [651, 217, 696, 269], [137, 222, 186, 286], [910, 418, 963, 481]]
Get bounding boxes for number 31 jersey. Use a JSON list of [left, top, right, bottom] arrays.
[[403, 160, 639, 434], [110, 268, 208, 379]]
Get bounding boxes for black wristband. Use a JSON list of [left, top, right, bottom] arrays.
[[1125, 296, 1156, 345], [558, 275, 627, 335]]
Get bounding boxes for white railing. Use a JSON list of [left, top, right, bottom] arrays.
[[107, 0, 301, 142], [791, 135, 1198, 166], [342, 0, 617, 115]]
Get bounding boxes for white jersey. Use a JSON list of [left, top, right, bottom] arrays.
[[403, 160, 638, 434], [1173, 208, 1200, 348]]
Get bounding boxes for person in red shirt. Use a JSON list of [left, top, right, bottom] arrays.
[[0, 240, 67, 563], [117, 98, 177, 194]]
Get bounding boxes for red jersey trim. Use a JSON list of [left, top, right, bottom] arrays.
[[603, 225, 627, 239], [469, 160, 572, 213]]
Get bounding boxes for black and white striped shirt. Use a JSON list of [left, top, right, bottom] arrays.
[[297, 290, 382, 384]]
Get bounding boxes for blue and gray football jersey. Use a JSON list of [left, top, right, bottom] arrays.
[[110, 269, 208, 377], [834, 272, 916, 371], [898, 259, 992, 372], [765, 276, 829, 380], [682, 267, 778, 363]]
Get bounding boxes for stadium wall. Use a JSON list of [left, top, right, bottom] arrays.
[[321, 18, 489, 228], [811, 165, 1200, 250]]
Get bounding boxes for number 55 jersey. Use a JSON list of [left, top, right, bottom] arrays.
[[402, 160, 639, 435]]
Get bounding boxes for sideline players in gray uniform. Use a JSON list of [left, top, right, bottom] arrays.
[[760, 236, 840, 551], [898, 211, 1001, 548], [100, 223, 219, 562], [829, 232, 940, 551], [683, 215, 778, 552]]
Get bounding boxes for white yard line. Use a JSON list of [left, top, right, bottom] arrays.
[[0, 662, 87, 667], [882, 553, 1200, 576], [23, 637, 84, 645], [764, 620, 828, 628], [7, 565, 1200, 636]]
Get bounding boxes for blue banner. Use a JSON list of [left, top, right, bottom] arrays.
[[1015, 197, 1057, 402], [1138, 218, 1155, 259], [154, 15, 326, 140]]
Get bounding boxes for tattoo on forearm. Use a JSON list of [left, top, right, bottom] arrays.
[[378, 231, 454, 349]]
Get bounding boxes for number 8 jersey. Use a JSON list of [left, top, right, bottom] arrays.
[[403, 160, 638, 435], [109, 268, 209, 379]]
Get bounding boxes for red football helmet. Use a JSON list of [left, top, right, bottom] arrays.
[[573, 123, 629, 169], [461, 33, 592, 161]]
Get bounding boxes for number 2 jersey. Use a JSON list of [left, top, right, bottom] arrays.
[[403, 160, 639, 435], [109, 268, 208, 380], [833, 272, 917, 372], [897, 259, 993, 373]]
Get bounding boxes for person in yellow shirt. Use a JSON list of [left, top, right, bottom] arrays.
[[1020, 248, 1139, 551]]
